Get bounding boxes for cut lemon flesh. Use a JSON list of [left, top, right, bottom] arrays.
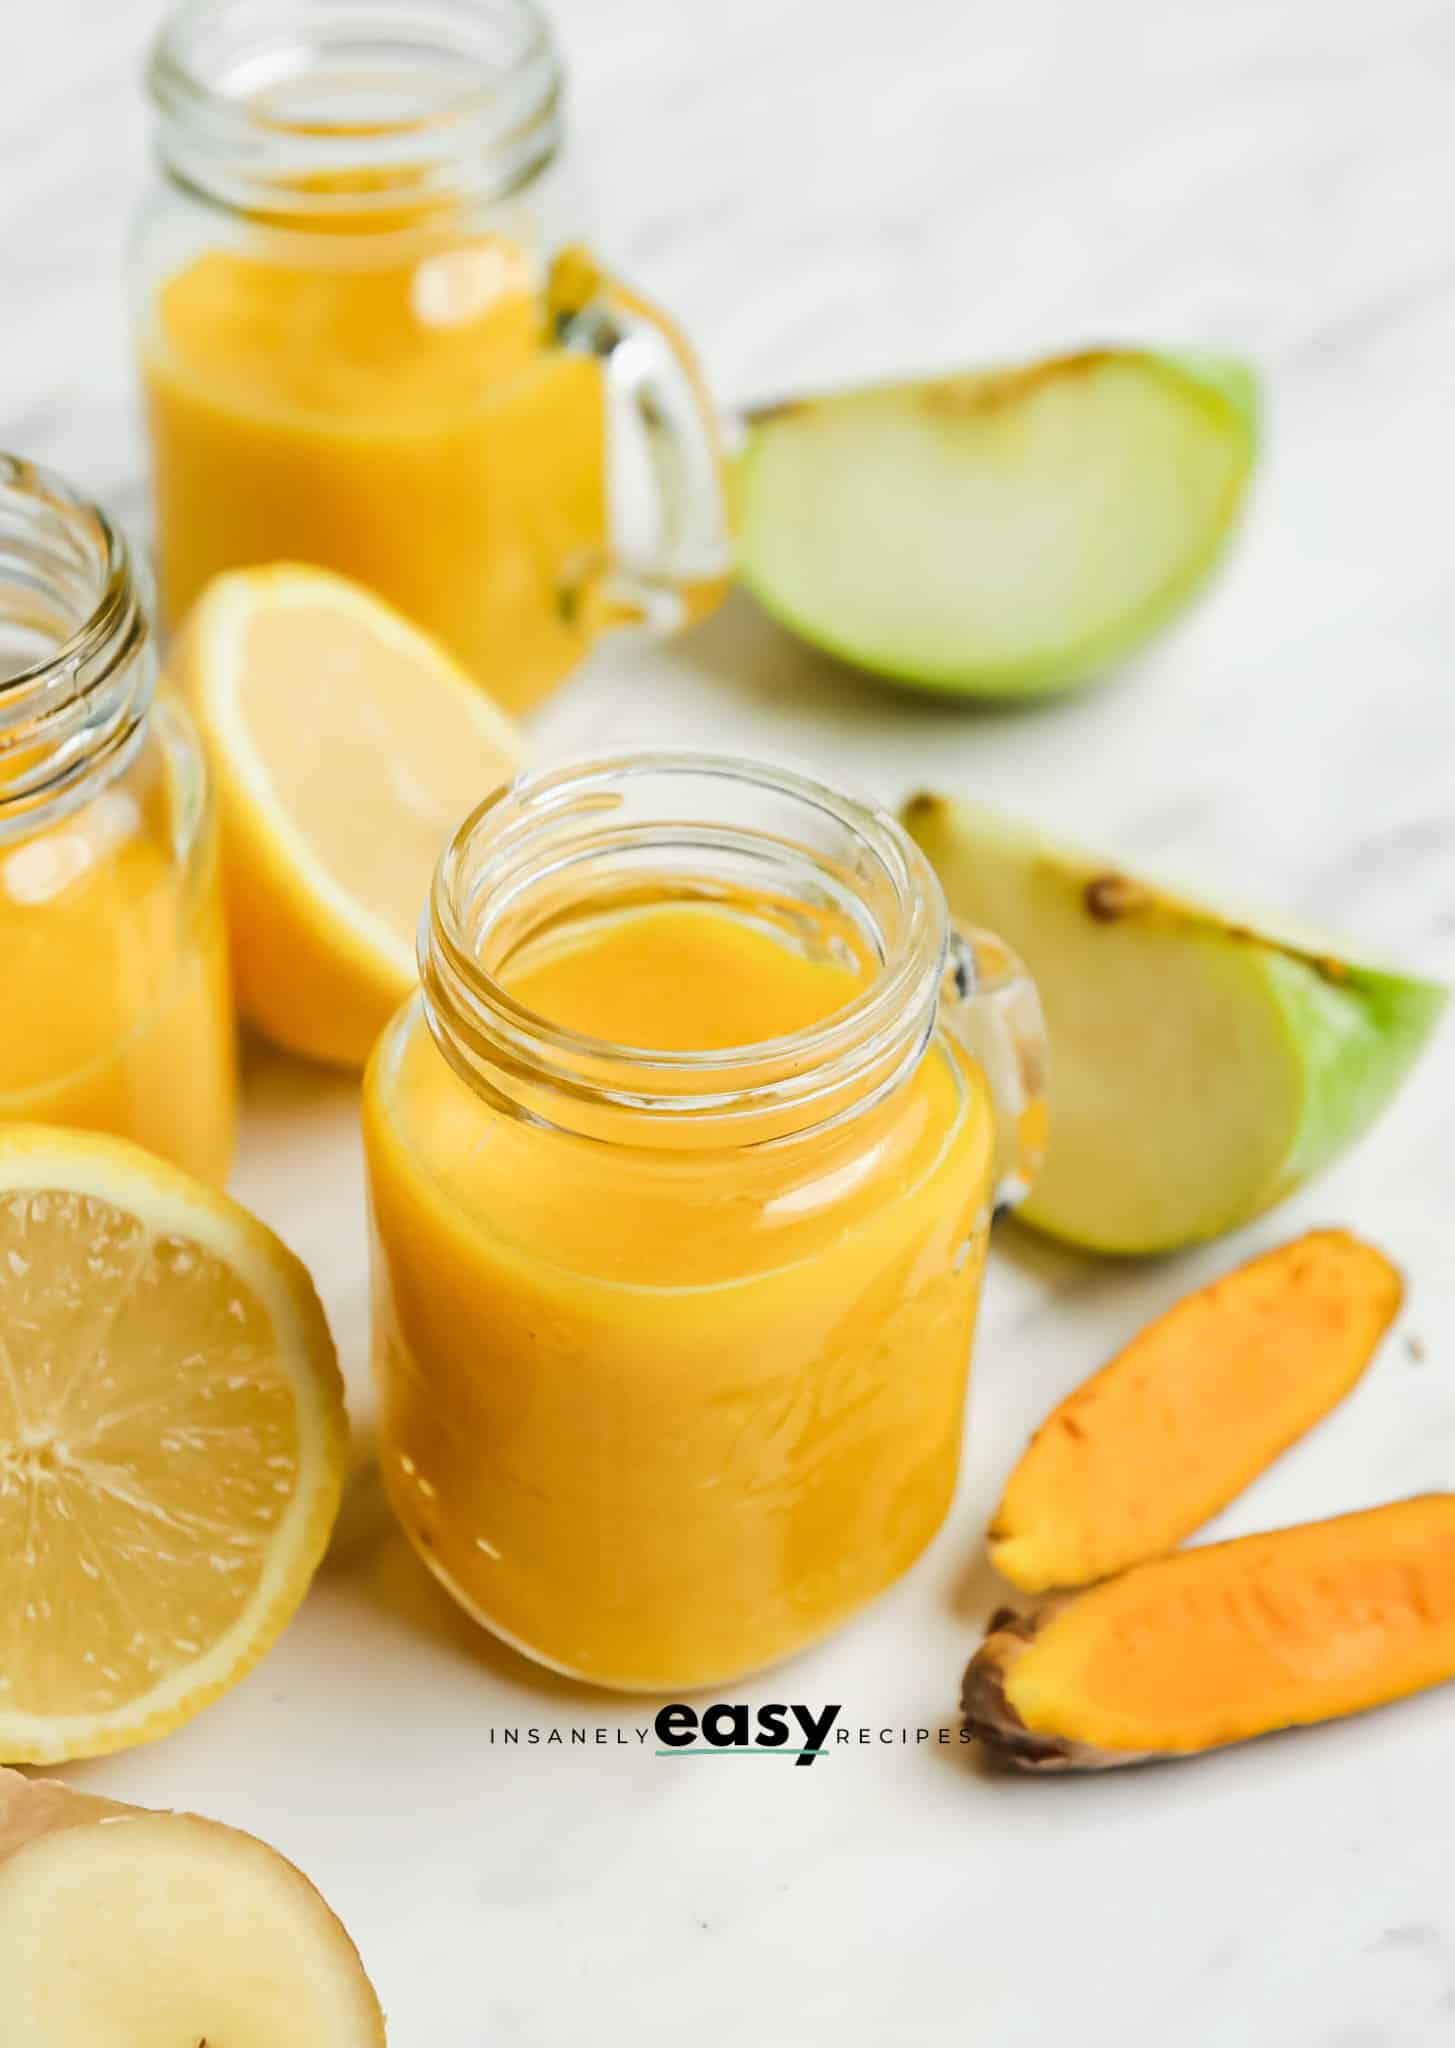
[[171, 563, 524, 1068], [0, 1126, 346, 1763]]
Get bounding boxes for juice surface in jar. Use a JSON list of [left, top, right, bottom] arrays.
[[0, 459, 236, 1185], [364, 857, 998, 1692], [141, 222, 607, 716]]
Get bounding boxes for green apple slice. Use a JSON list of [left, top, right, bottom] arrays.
[[903, 792, 1445, 1254], [735, 351, 1257, 698]]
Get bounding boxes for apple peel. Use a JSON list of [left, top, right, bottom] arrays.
[[736, 348, 1257, 699], [904, 792, 1446, 1253]]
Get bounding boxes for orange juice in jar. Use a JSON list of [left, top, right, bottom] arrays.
[[133, 0, 729, 715], [363, 756, 1047, 1689], [0, 457, 236, 1184]]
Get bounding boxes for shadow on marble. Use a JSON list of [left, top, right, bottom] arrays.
[[944, 1539, 1021, 1631], [987, 1214, 1095, 1291], [324, 1451, 651, 1713], [988, 1216, 1194, 1327], [675, 586, 1104, 731], [237, 1026, 361, 1123]]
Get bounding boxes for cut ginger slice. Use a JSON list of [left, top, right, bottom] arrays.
[[963, 1496, 1455, 1769], [0, 1768, 385, 2044], [989, 1229, 1402, 1592], [0, 1124, 347, 1763]]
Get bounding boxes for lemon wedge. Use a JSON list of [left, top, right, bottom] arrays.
[[0, 1125, 347, 1763], [171, 563, 524, 1068]]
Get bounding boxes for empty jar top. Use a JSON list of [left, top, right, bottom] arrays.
[[147, 0, 565, 221]]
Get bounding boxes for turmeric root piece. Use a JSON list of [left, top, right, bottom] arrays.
[[963, 1496, 1455, 1770], [0, 1768, 386, 2044], [989, 1228, 1402, 1592]]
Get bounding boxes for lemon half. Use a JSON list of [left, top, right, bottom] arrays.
[[171, 563, 524, 1068], [0, 1125, 347, 1763]]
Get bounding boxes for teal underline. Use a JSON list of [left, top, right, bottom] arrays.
[[654, 1747, 823, 1755]]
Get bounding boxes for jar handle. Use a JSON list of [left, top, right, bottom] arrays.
[[549, 246, 731, 637], [942, 924, 1049, 1212]]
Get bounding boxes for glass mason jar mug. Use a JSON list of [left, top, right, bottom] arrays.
[[0, 456, 237, 1183], [133, 0, 730, 716], [363, 755, 1047, 1691]]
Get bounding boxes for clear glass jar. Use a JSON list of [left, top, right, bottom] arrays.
[[0, 456, 237, 1184], [362, 754, 1047, 1690], [133, 0, 730, 715]]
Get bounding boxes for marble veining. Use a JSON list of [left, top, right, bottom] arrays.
[[8, 0, 1455, 2040]]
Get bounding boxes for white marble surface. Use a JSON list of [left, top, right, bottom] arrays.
[[10, 0, 1455, 2041]]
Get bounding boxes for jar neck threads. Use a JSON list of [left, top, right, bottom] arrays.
[[420, 753, 951, 1149], [0, 458, 156, 834], [147, 0, 564, 226]]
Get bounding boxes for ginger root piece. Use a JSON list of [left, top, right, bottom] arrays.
[[989, 1229, 1402, 1592], [0, 1769, 386, 2044], [963, 1497, 1455, 1770]]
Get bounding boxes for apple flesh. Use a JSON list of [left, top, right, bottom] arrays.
[[904, 793, 1445, 1254], [0, 1768, 386, 2045], [734, 350, 1257, 699]]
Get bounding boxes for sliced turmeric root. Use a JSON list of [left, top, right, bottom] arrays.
[[989, 1229, 1402, 1592], [963, 1496, 1455, 1770]]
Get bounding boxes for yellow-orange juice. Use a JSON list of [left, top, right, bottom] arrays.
[[364, 894, 993, 1690], [142, 234, 606, 715], [0, 453, 236, 1184], [0, 723, 235, 1188]]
